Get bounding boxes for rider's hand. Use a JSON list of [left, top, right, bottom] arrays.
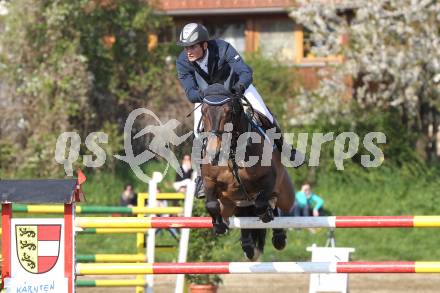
[[232, 83, 245, 96], [313, 209, 319, 217]]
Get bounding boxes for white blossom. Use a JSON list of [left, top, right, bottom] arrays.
[[290, 0, 440, 124]]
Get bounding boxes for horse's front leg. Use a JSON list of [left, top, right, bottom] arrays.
[[255, 184, 276, 223], [204, 180, 228, 235], [271, 207, 287, 250]]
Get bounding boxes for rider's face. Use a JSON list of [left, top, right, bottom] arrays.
[[185, 43, 206, 62]]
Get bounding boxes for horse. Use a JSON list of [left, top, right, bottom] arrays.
[[197, 83, 295, 260]]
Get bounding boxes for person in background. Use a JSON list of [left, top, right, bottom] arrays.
[[120, 183, 137, 207], [173, 154, 194, 194], [293, 182, 325, 217]]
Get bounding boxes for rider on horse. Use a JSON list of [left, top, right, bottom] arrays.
[[176, 23, 298, 198]]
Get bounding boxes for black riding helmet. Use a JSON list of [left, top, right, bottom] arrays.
[[177, 23, 209, 47]]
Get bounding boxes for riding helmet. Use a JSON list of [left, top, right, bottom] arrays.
[[177, 23, 209, 47]]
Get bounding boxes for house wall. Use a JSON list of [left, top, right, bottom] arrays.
[[159, 0, 292, 10]]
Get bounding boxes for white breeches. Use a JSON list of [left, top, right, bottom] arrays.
[[193, 84, 274, 137]]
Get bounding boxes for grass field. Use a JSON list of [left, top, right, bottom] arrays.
[[71, 160, 440, 262]]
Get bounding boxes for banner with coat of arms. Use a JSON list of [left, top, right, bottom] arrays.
[[5, 218, 68, 292]]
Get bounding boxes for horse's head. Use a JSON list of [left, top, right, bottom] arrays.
[[200, 84, 243, 164]]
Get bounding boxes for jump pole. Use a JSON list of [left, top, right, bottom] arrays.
[[144, 172, 163, 293], [76, 216, 440, 229], [139, 192, 185, 200], [174, 180, 195, 293], [8, 204, 182, 215], [76, 279, 148, 287], [78, 228, 150, 234], [136, 191, 148, 293], [77, 254, 148, 262], [76, 261, 440, 275]]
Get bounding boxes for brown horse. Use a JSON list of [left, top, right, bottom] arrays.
[[197, 84, 295, 260]]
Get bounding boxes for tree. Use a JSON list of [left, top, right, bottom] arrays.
[[0, 1, 91, 177], [0, 0, 176, 177], [290, 0, 440, 161]]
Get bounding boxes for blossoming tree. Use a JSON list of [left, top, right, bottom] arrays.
[[290, 0, 440, 160]]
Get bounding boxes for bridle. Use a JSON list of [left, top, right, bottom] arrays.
[[199, 94, 255, 139], [200, 96, 240, 136], [199, 94, 257, 201]]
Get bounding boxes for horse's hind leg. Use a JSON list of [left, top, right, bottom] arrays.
[[272, 207, 287, 250]]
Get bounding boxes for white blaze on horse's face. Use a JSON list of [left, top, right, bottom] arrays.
[[206, 135, 221, 161]]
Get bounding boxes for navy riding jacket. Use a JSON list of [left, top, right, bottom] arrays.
[[176, 39, 253, 103]]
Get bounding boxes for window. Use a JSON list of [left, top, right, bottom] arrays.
[[299, 10, 352, 64], [303, 25, 337, 59], [299, 25, 344, 63], [258, 19, 295, 62], [303, 27, 316, 58], [205, 22, 246, 55]]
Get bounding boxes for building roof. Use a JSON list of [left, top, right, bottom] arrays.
[[157, 0, 360, 15], [158, 0, 292, 15]]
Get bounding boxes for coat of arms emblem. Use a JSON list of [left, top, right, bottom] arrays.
[[16, 225, 61, 274]]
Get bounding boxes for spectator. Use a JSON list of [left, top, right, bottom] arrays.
[[173, 154, 194, 193], [120, 183, 137, 207], [292, 183, 324, 217]]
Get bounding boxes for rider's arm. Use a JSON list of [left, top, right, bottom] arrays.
[[223, 42, 253, 89], [176, 54, 203, 103]]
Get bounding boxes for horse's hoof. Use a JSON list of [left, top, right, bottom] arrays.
[[258, 207, 274, 223], [272, 232, 287, 250], [242, 245, 258, 261], [251, 248, 261, 261], [213, 222, 228, 235], [246, 247, 260, 261]]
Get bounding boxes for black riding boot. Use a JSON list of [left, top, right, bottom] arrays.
[[194, 176, 205, 199]]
